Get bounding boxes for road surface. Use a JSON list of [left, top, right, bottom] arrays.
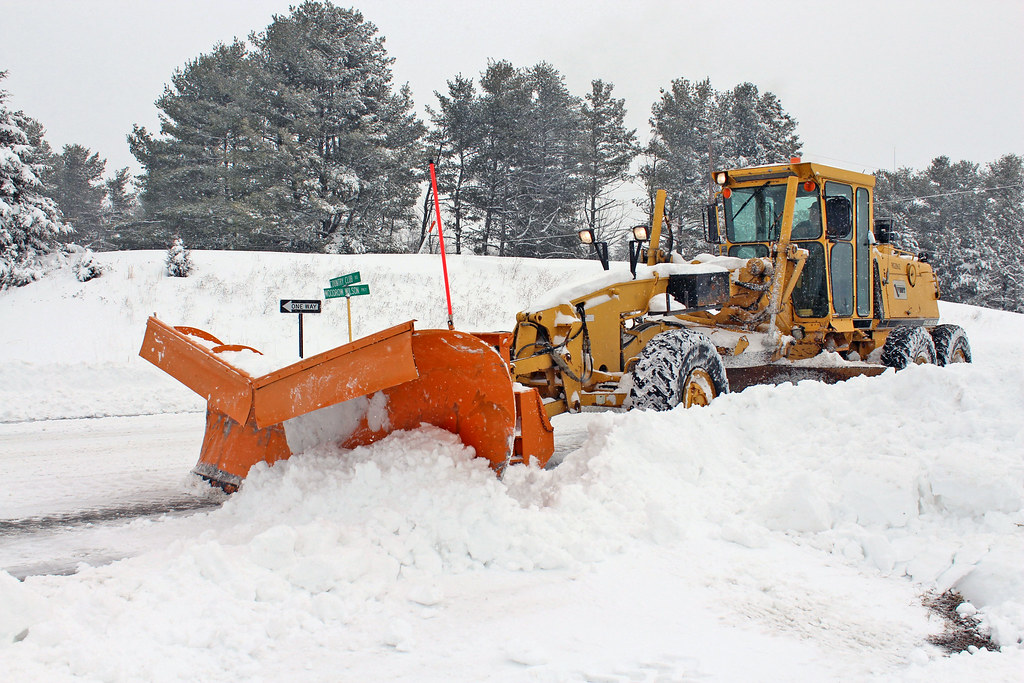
[[0, 411, 597, 578]]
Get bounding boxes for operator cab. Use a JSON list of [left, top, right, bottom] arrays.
[[706, 161, 876, 324]]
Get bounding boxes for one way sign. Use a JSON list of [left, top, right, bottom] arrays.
[[280, 299, 322, 314]]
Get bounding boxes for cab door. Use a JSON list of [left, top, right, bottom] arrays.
[[825, 182, 854, 317], [855, 188, 872, 317]]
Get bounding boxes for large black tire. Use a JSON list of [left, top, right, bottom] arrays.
[[930, 324, 972, 366], [880, 326, 936, 370], [627, 328, 729, 410]]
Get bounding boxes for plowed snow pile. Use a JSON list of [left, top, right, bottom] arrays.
[[1, 251, 1022, 681]]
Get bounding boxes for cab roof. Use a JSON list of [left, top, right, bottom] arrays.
[[715, 161, 876, 188]]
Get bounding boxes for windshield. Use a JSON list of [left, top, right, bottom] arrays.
[[724, 182, 820, 242]]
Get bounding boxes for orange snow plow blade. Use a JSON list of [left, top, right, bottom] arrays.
[[140, 316, 551, 490], [140, 317, 418, 426]]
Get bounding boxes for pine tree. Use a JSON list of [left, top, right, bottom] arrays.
[[874, 155, 1024, 313], [641, 78, 801, 257], [165, 236, 194, 277], [916, 157, 987, 302], [508, 62, 585, 258], [580, 79, 638, 246], [129, 39, 268, 249], [716, 83, 798, 167], [641, 77, 717, 256], [427, 75, 481, 254], [979, 154, 1024, 311], [130, 4, 425, 253], [0, 72, 71, 287], [467, 60, 531, 255], [449, 60, 586, 258], [100, 168, 141, 250], [45, 144, 107, 247], [16, 115, 54, 170], [250, 1, 424, 252]]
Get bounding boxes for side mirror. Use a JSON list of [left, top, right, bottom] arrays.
[[873, 217, 893, 245], [703, 204, 722, 244], [825, 195, 852, 239]]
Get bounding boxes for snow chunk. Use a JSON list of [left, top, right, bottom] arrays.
[[762, 475, 834, 533], [0, 571, 48, 646]]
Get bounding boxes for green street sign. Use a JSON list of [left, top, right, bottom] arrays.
[[329, 271, 361, 288], [324, 283, 370, 299]]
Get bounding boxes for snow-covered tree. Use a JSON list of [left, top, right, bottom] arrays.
[[165, 236, 193, 277], [67, 244, 104, 282], [581, 79, 639, 245], [640, 78, 718, 256], [640, 78, 802, 256], [874, 154, 1024, 313], [430, 60, 591, 258], [129, 39, 270, 249], [250, 1, 424, 252], [507, 62, 585, 258], [716, 82, 799, 168], [131, 2, 424, 253], [467, 59, 531, 256], [0, 72, 71, 288], [980, 154, 1024, 311], [101, 167, 140, 248], [426, 74, 481, 254]]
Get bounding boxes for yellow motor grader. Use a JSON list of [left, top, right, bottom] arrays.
[[141, 159, 971, 489], [509, 159, 972, 417]]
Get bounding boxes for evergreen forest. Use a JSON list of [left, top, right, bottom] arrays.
[[2, 1, 1022, 313]]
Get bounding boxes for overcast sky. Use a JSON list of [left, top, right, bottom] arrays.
[[2, 0, 1022, 179]]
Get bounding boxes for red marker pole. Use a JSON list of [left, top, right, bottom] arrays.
[[429, 162, 455, 330]]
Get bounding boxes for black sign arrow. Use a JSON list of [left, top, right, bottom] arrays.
[[280, 299, 322, 314]]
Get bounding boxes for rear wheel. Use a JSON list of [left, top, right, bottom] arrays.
[[930, 324, 972, 365], [880, 326, 936, 370], [628, 328, 729, 410]]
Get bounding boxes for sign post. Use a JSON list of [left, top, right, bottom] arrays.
[[324, 273, 370, 342], [280, 299, 321, 358]]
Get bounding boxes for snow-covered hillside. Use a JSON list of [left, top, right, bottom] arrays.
[[1, 250, 1022, 681]]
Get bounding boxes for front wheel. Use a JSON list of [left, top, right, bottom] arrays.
[[880, 326, 936, 370], [627, 328, 729, 411], [930, 324, 972, 365]]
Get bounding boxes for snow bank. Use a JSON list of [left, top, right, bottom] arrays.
[[0, 251, 587, 421], [1, 250, 1023, 681]]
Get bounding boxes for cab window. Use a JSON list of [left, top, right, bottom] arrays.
[[724, 182, 820, 242], [856, 188, 872, 317], [791, 242, 828, 318], [825, 182, 854, 240], [791, 187, 822, 240], [830, 242, 853, 316], [724, 183, 786, 242], [728, 244, 769, 259]]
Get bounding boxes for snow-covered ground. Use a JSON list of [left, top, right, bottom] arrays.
[[1, 250, 1022, 681]]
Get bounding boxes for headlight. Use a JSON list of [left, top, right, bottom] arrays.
[[714, 172, 727, 185]]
